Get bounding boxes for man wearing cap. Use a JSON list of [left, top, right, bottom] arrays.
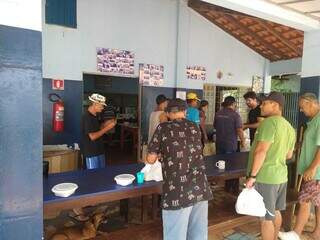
[[147, 98, 213, 240], [82, 93, 116, 169], [148, 94, 168, 143], [246, 92, 296, 240], [186, 92, 201, 125], [279, 93, 320, 240]]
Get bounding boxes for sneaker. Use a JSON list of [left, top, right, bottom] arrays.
[[278, 231, 300, 240]]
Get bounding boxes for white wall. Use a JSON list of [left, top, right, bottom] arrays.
[[43, 0, 266, 89], [43, 0, 179, 87], [269, 58, 302, 76], [301, 30, 320, 78]]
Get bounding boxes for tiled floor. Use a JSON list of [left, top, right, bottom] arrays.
[[224, 232, 256, 240]]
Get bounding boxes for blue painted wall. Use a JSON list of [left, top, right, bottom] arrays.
[[0, 25, 42, 239], [43, 78, 82, 145], [43, 76, 141, 145], [43, 81, 203, 144]]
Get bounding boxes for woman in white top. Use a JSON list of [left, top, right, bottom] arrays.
[[148, 94, 168, 142]]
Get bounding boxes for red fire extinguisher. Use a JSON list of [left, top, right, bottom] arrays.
[[49, 93, 64, 132]]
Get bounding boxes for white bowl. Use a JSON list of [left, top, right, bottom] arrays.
[[52, 183, 78, 198], [53, 189, 77, 198], [114, 174, 135, 186]]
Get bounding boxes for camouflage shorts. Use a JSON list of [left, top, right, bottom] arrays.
[[298, 180, 320, 206]]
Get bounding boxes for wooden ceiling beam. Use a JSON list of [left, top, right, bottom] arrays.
[[219, 13, 284, 60], [199, 11, 278, 61], [188, 0, 249, 18], [188, 0, 302, 61], [257, 20, 302, 56]]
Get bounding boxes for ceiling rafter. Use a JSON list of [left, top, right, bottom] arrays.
[[256, 20, 302, 56], [188, 0, 303, 61], [218, 13, 284, 59], [200, 11, 277, 60]]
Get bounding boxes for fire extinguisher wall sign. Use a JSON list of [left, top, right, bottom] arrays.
[[49, 93, 64, 132], [52, 79, 64, 90]]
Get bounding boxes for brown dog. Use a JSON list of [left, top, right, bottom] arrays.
[[50, 213, 106, 240]]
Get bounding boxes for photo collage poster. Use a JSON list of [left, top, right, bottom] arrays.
[[252, 76, 264, 93], [139, 63, 164, 87], [186, 65, 206, 81], [97, 47, 134, 75]]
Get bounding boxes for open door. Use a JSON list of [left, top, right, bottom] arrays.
[[82, 73, 140, 165]]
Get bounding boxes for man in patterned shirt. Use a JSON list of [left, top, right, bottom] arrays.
[[147, 98, 213, 240]]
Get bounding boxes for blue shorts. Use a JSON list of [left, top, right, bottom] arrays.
[[85, 154, 106, 169]]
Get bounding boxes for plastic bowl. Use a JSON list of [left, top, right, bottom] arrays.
[[114, 174, 135, 186], [51, 183, 78, 198]]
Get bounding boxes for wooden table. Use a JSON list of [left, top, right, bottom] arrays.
[[43, 152, 249, 220], [119, 123, 139, 152]]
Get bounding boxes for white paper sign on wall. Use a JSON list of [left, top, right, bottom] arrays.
[[176, 91, 186, 100]]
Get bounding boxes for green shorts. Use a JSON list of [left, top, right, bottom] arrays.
[[255, 182, 287, 221]]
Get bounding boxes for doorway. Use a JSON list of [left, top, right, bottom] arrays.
[[82, 73, 140, 165]]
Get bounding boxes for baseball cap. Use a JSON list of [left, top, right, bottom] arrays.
[[263, 91, 285, 107], [166, 98, 187, 113], [186, 92, 200, 101], [88, 93, 107, 106], [300, 92, 318, 102], [156, 94, 168, 105]]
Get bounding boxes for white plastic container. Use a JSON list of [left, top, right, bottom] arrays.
[[51, 183, 78, 197], [114, 174, 135, 186]]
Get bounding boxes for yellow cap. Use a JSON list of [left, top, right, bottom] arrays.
[[186, 92, 200, 101]]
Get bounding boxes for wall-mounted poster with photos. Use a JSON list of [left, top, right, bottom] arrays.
[[186, 66, 206, 81], [97, 47, 134, 75], [252, 76, 264, 93], [139, 63, 164, 87]]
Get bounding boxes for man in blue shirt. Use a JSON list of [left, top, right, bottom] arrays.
[[186, 92, 200, 125]]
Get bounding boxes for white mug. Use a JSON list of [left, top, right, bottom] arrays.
[[215, 160, 225, 170]]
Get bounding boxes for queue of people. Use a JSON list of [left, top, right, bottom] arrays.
[[81, 90, 320, 240]]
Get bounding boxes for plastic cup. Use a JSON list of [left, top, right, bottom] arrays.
[[136, 172, 144, 184]]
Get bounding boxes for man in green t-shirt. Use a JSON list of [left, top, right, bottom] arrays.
[[279, 93, 320, 240], [246, 92, 296, 240]]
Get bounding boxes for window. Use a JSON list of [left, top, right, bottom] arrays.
[[203, 84, 215, 125], [45, 0, 77, 28]]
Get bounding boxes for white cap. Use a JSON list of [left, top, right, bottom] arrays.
[[88, 93, 107, 106]]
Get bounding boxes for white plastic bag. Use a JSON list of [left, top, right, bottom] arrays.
[[141, 161, 163, 182], [235, 188, 266, 217]]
